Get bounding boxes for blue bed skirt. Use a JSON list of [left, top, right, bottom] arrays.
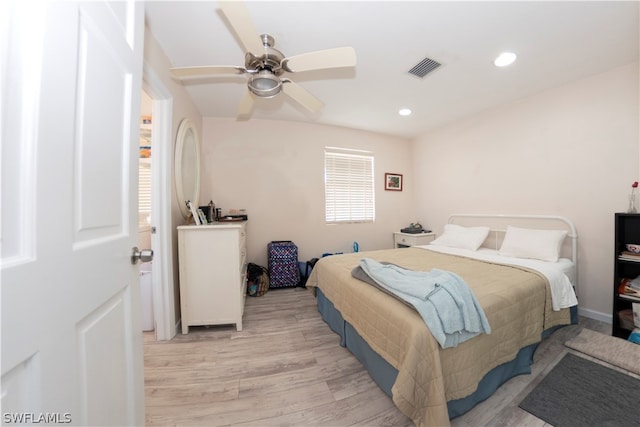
[[316, 288, 577, 419]]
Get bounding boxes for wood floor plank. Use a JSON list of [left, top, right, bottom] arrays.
[[143, 349, 219, 368], [147, 381, 335, 427], [145, 379, 240, 407], [231, 384, 405, 427], [351, 405, 415, 427], [326, 369, 387, 401], [144, 287, 610, 427], [238, 356, 363, 398]]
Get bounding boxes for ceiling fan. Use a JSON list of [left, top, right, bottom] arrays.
[[169, 1, 356, 118]]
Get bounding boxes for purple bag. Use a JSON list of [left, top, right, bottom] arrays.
[[268, 241, 300, 288]]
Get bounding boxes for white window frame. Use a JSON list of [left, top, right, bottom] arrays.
[[324, 147, 375, 224]]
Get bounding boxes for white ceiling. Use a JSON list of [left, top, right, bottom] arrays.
[[144, 1, 639, 139]]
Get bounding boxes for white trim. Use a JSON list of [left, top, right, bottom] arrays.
[[578, 307, 612, 324], [143, 63, 176, 341], [324, 146, 374, 155]]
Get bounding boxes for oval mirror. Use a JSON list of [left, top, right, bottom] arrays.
[[174, 119, 201, 219]]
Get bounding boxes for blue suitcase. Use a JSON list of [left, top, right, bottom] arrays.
[[268, 241, 300, 288]]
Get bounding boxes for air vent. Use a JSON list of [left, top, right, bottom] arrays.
[[408, 56, 442, 78]]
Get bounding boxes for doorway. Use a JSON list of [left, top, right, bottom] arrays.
[[139, 90, 154, 333], [140, 71, 177, 341]]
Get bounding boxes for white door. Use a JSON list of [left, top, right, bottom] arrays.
[[1, 1, 145, 426]]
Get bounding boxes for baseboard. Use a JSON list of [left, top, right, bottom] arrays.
[[578, 307, 612, 324]]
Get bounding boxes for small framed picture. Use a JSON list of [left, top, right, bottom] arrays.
[[385, 173, 403, 191]]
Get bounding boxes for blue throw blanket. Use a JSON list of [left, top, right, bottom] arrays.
[[358, 258, 491, 348]]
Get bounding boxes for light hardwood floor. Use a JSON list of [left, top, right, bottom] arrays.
[[144, 287, 610, 426]]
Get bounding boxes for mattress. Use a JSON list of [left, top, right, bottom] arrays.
[[306, 247, 575, 427], [315, 288, 569, 420], [458, 247, 575, 284], [416, 245, 578, 310]]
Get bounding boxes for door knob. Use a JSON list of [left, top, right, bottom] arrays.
[[131, 247, 154, 265]]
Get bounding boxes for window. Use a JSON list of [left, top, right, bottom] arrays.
[[324, 147, 375, 223], [138, 160, 151, 229], [138, 112, 152, 230]]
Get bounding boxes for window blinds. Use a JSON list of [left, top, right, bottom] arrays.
[[138, 161, 151, 228], [324, 148, 375, 223]]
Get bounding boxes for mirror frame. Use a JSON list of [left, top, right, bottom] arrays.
[[174, 118, 201, 219]]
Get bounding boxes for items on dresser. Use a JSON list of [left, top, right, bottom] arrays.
[[177, 222, 247, 333], [218, 214, 249, 222], [199, 200, 215, 223]]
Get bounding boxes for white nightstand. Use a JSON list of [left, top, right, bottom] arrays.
[[393, 231, 436, 248]]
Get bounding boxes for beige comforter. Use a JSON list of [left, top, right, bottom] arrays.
[[306, 247, 571, 427]]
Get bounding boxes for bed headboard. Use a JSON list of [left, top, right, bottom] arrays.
[[447, 213, 578, 286]]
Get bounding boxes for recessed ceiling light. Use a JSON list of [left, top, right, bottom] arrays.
[[494, 51, 517, 67], [398, 108, 412, 116]]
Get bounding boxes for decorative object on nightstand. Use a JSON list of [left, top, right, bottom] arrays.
[[627, 181, 638, 213], [400, 222, 429, 234], [613, 213, 640, 339]]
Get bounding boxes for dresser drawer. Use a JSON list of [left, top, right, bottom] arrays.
[[393, 232, 436, 248]]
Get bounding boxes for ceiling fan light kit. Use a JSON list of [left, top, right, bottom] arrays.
[[169, 1, 356, 118], [248, 70, 282, 98]]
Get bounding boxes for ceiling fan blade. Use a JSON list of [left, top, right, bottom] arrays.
[[281, 47, 356, 73], [282, 79, 324, 113], [170, 66, 247, 79], [237, 90, 254, 119], [218, 1, 264, 55]]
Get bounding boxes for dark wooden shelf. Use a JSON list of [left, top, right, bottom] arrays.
[[612, 213, 640, 338]]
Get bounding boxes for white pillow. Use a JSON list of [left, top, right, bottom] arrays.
[[499, 226, 568, 262], [429, 224, 490, 251]]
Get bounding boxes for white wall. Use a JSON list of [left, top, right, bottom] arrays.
[[143, 26, 203, 324], [147, 11, 637, 322], [201, 118, 415, 266], [412, 62, 640, 320]]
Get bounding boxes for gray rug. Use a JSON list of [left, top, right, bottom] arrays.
[[565, 328, 640, 375], [518, 353, 640, 427]]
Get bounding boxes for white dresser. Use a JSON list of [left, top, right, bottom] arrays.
[[177, 222, 247, 333]]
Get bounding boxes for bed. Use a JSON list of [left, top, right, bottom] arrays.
[[306, 214, 579, 427]]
